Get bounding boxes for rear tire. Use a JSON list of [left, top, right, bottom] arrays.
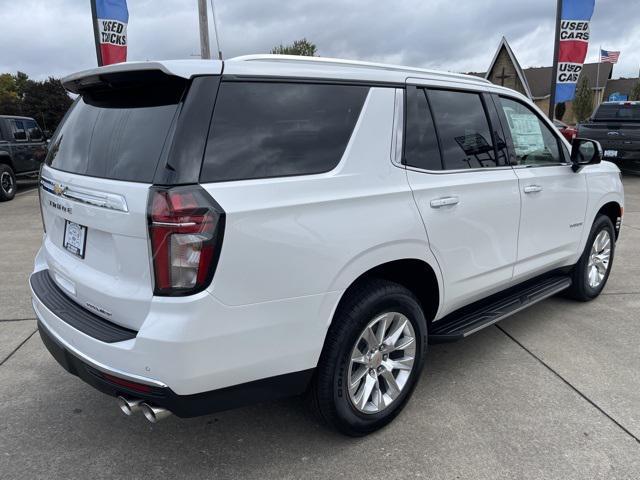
[[566, 215, 615, 301], [0, 164, 16, 202], [309, 279, 427, 436]]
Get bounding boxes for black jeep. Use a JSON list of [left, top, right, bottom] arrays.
[[0, 115, 48, 201]]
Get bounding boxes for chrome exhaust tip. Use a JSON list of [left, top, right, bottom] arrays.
[[117, 396, 143, 416], [140, 402, 171, 423]]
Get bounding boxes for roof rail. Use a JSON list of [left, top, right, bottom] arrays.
[[228, 54, 493, 85]]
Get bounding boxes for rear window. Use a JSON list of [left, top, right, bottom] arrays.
[[46, 74, 185, 182], [593, 103, 640, 121], [200, 82, 369, 183]]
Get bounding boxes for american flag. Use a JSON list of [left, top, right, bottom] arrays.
[[600, 49, 621, 64]]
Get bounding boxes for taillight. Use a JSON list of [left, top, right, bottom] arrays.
[[148, 185, 225, 296]]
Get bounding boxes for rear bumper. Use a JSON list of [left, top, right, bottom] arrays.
[[37, 318, 313, 417], [30, 261, 334, 415]]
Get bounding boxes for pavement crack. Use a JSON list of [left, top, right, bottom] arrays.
[[496, 324, 640, 445], [0, 317, 37, 322], [0, 329, 38, 367]]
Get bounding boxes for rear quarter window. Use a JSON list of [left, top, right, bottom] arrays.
[[200, 82, 369, 183]]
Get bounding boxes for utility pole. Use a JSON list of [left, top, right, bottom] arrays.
[[548, 0, 562, 120], [197, 0, 211, 59]]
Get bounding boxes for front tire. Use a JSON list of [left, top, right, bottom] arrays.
[[0, 164, 17, 202], [567, 215, 615, 301], [310, 279, 427, 436]]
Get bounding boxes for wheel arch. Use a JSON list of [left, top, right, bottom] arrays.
[[596, 201, 623, 239], [0, 152, 14, 170], [330, 258, 441, 330]]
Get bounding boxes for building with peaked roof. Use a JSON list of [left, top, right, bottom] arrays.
[[478, 37, 616, 124], [603, 78, 640, 101], [484, 37, 532, 99]]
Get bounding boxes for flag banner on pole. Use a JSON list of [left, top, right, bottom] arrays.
[[95, 0, 129, 65], [554, 0, 595, 103], [600, 49, 621, 64]]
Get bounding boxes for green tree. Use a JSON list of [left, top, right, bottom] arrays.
[[573, 75, 594, 123], [0, 72, 72, 132], [271, 38, 317, 56], [630, 82, 640, 101], [0, 73, 21, 115]]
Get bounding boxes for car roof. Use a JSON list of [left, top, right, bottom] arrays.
[[61, 55, 507, 94]]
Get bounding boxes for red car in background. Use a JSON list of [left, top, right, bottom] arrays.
[[554, 119, 577, 142]]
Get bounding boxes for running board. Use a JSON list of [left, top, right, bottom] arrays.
[[429, 276, 572, 343]]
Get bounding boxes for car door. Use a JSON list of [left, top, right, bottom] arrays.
[[494, 95, 587, 279], [404, 85, 521, 314], [23, 119, 47, 171], [8, 119, 31, 174]]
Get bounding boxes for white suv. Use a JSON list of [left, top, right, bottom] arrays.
[[31, 56, 624, 436]]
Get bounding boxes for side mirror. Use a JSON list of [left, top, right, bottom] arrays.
[[571, 138, 602, 172]]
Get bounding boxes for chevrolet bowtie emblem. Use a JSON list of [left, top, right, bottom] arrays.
[[53, 183, 66, 196]]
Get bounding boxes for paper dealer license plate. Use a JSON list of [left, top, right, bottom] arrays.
[[63, 220, 87, 258]]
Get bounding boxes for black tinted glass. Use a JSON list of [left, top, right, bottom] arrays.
[[594, 103, 640, 121], [24, 119, 43, 141], [404, 87, 441, 170], [428, 90, 498, 170], [46, 94, 180, 182], [12, 120, 26, 141], [201, 82, 368, 182]]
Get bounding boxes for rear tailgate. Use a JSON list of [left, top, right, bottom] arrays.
[[38, 67, 199, 331], [40, 167, 153, 330]]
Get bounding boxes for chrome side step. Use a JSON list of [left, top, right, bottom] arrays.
[[429, 276, 572, 343]]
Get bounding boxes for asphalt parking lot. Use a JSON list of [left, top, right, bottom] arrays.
[[1, 176, 639, 480]]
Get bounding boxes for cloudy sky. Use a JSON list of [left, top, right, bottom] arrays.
[[0, 0, 638, 80]]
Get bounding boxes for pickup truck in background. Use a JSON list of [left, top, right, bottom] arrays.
[[577, 101, 640, 175], [0, 115, 48, 201]]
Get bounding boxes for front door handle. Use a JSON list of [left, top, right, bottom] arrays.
[[430, 196, 459, 208], [523, 185, 543, 194]]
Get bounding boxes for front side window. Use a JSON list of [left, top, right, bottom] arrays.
[[24, 119, 43, 141], [11, 120, 27, 141], [498, 97, 562, 166], [403, 87, 441, 170], [427, 90, 502, 170], [201, 82, 369, 183]]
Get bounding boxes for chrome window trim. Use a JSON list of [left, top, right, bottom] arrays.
[[40, 176, 129, 212], [405, 165, 514, 175], [390, 88, 404, 167]]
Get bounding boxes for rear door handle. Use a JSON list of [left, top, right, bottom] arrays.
[[430, 196, 459, 208], [523, 185, 543, 194]]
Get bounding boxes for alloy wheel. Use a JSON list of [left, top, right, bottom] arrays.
[[587, 230, 611, 288], [1, 171, 14, 195], [347, 312, 416, 414]]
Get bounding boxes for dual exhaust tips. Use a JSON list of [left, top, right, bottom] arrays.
[[117, 396, 171, 423]]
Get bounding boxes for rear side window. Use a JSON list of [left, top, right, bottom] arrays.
[[427, 90, 501, 170], [200, 82, 368, 183], [10, 120, 27, 141], [46, 74, 185, 182], [404, 87, 441, 170], [593, 103, 640, 121], [24, 119, 43, 141]]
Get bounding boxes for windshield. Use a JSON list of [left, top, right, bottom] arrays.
[[593, 103, 640, 122]]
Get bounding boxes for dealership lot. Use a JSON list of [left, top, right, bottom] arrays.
[[1, 176, 639, 479]]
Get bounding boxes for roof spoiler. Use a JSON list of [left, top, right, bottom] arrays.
[[62, 60, 223, 94]]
